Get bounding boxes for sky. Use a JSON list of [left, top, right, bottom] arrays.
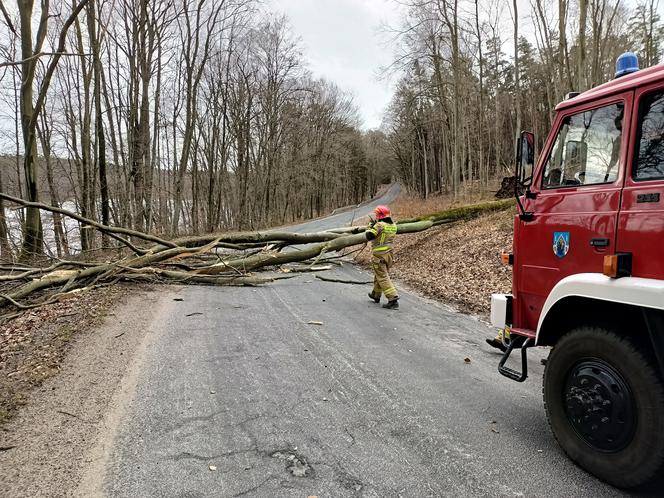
[[266, 0, 404, 130]]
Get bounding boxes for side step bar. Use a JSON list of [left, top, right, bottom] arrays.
[[498, 337, 532, 382]]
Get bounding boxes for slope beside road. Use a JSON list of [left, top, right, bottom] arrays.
[[1, 185, 647, 497]]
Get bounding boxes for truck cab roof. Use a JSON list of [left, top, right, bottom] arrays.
[[556, 63, 664, 111]]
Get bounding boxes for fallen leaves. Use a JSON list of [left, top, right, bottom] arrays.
[[0, 285, 126, 424]]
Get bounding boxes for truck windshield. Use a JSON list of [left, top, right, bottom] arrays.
[[542, 103, 623, 189]]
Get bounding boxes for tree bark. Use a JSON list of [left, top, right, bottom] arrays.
[[17, 0, 44, 260]]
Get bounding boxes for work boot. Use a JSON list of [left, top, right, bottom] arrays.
[[382, 298, 399, 310], [368, 292, 380, 303], [486, 338, 507, 352]]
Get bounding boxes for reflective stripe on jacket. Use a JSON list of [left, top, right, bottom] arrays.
[[366, 221, 397, 253]]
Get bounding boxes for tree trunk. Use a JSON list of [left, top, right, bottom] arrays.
[[0, 168, 12, 260], [17, 0, 44, 260], [37, 117, 69, 257], [513, 0, 521, 164], [577, 0, 588, 90], [474, 0, 485, 190], [87, 0, 109, 246]]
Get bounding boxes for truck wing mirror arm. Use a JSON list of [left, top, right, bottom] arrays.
[[515, 186, 535, 222], [515, 131, 536, 221]]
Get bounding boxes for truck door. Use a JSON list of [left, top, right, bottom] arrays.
[[514, 94, 632, 331], [618, 86, 664, 279]]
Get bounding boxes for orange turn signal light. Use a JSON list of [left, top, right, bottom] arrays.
[[603, 255, 618, 277], [603, 253, 632, 279]]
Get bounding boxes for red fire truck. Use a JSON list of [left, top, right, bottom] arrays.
[[491, 53, 664, 488]]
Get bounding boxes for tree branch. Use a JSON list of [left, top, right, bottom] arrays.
[[0, 192, 177, 248], [0, 0, 16, 35], [0, 51, 92, 69]]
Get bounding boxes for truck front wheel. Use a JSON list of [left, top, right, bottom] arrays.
[[543, 327, 664, 488]]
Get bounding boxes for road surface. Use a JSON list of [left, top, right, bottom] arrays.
[[85, 184, 640, 497]]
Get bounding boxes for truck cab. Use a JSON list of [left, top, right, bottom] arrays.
[[491, 54, 664, 489]]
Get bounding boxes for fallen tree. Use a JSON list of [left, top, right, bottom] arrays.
[[0, 192, 514, 323]]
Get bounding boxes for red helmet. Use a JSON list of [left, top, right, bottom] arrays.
[[373, 205, 390, 220]]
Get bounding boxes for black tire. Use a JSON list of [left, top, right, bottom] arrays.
[[543, 327, 664, 488]]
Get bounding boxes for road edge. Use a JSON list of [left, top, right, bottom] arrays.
[[75, 287, 178, 497], [0, 286, 178, 498]]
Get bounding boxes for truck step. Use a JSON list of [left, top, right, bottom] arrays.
[[498, 337, 532, 382]]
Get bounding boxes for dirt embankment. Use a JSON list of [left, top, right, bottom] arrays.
[[392, 208, 514, 316]]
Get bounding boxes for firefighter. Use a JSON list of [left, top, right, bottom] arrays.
[[366, 205, 399, 309]]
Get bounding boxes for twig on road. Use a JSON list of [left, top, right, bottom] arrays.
[[315, 275, 372, 285]]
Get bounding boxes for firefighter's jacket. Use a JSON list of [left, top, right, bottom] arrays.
[[366, 218, 397, 253]]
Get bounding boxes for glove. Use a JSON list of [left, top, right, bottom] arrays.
[[366, 217, 378, 240]]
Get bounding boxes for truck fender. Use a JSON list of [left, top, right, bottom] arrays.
[[536, 273, 664, 344]]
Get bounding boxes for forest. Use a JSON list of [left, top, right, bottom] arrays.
[[0, 0, 662, 261]]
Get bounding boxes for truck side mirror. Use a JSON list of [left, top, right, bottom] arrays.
[[515, 131, 536, 221], [516, 131, 535, 187]]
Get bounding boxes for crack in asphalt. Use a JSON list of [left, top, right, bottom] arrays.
[[170, 448, 257, 462], [344, 427, 357, 448], [166, 411, 264, 435], [167, 409, 227, 432], [231, 475, 278, 498]]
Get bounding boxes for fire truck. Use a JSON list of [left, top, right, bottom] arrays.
[[490, 52, 664, 488]]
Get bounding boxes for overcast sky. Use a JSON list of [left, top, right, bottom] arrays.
[[266, 0, 404, 130]]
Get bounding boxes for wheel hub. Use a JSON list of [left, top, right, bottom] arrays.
[[564, 359, 636, 452]]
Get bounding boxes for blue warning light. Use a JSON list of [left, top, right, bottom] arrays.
[[615, 52, 639, 78]]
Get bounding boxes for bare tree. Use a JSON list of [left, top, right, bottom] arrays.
[[15, 0, 92, 259]]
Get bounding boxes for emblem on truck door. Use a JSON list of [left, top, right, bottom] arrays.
[[553, 232, 570, 258]]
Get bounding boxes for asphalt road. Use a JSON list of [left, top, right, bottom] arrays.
[[94, 185, 638, 497], [287, 183, 401, 234]]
